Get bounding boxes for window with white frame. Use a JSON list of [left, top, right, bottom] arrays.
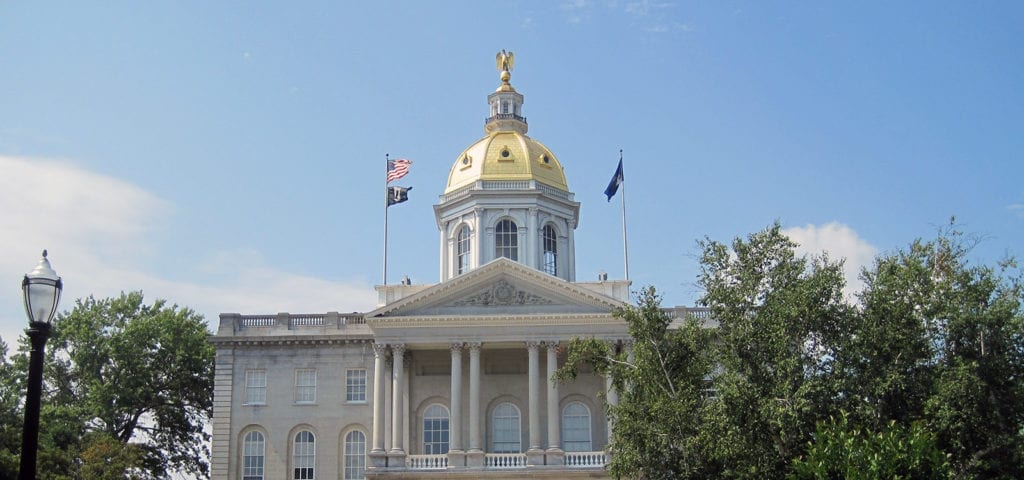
[[456, 226, 471, 275], [495, 219, 518, 261], [491, 402, 521, 453], [293, 431, 315, 480], [561, 401, 592, 452], [542, 224, 557, 276], [343, 430, 366, 480], [295, 369, 316, 403], [245, 370, 267, 405], [242, 431, 265, 480], [346, 369, 367, 403], [423, 404, 450, 454]]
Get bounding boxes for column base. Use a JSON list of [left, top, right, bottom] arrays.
[[447, 449, 466, 468], [545, 447, 565, 465], [466, 449, 485, 467], [387, 450, 407, 468], [526, 448, 545, 466], [368, 450, 388, 468]]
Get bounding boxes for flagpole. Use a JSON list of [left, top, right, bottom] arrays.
[[383, 153, 390, 286], [619, 149, 630, 281]]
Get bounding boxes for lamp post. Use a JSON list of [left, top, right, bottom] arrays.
[[18, 250, 62, 480]]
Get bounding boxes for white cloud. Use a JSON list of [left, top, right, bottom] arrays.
[[1008, 203, 1024, 219], [0, 156, 375, 351], [782, 222, 878, 300]]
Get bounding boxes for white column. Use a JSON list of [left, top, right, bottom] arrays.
[[545, 341, 561, 451], [605, 340, 621, 447], [389, 344, 406, 454], [449, 343, 463, 452], [527, 341, 542, 452], [468, 342, 482, 452], [527, 207, 538, 269], [567, 219, 577, 281], [371, 343, 387, 453]]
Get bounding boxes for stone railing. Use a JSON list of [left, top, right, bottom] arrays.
[[439, 180, 574, 204], [230, 312, 366, 331], [565, 451, 609, 468], [406, 454, 447, 469], [481, 180, 531, 190], [485, 113, 527, 124], [484, 453, 527, 468]]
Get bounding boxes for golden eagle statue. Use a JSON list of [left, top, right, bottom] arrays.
[[496, 49, 515, 73]]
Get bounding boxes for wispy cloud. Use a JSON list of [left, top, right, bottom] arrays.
[[1008, 203, 1024, 219], [0, 156, 375, 349], [561, 0, 592, 25], [782, 222, 879, 300]]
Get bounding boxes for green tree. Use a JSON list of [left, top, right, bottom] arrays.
[[791, 412, 950, 479], [5, 291, 215, 479], [696, 222, 851, 477], [556, 287, 717, 479], [837, 223, 1024, 477], [0, 338, 23, 479]]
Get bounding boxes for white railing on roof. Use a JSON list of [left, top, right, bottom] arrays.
[[564, 451, 608, 468], [537, 183, 572, 200], [482, 180, 531, 190], [344, 314, 366, 325], [485, 453, 527, 468], [289, 314, 324, 327], [407, 454, 447, 470], [239, 315, 275, 327]]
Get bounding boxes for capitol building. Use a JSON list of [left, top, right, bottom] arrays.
[[210, 53, 650, 479]]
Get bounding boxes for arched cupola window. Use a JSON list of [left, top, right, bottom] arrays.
[[542, 224, 557, 276], [495, 219, 518, 261], [457, 226, 472, 275]]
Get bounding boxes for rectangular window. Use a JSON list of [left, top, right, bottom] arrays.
[[295, 369, 316, 404], [346, 369, 367, 403], [245, 370, 267, 405]]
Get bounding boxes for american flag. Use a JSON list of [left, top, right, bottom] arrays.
[[386, 158, 412, 183]]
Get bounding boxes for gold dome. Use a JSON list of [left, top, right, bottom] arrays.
[[444, 131, 569, 194]]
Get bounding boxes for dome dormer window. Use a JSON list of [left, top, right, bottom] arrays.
[[495, 219, 519, 261]]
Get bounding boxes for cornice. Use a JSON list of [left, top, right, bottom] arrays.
[[369, 258, 625, 318], [367, 312, 622, 329], [208, 335, 374, 348]]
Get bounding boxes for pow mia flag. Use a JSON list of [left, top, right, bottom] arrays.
[[387, 186, 412, 207]]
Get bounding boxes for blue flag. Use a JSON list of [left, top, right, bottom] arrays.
[[604, 159, 623, 201]]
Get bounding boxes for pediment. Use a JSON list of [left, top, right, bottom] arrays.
[[367, 258, 625, 319]]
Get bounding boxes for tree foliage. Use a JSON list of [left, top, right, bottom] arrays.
[[559, 221, 1024, 479], [1, 291, 215, 479]]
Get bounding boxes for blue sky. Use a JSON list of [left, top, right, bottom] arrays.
[[2, 2, 1022, 344]]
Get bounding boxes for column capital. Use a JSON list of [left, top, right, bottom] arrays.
[[390, 343, 406, 356], [543, 339, 560, 349], [466, 342, 482, 353], [450, 342, 464, 353], [372, 343, 388, 357], [526, 340, 542, 351]]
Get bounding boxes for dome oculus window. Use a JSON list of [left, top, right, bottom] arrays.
[[499, 147, 512, 160]]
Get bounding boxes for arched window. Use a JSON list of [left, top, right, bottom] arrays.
[[542, 224, 557, 276], [456, 226, 471, 275], [495, 219, 518, 261], [561, 402, 592, 452], [491, 402, 521, 453], [293, 431, 315, 480], [242, 431, 265, 480], [423, 404, 450, 454], [343, 430, 366, 480]]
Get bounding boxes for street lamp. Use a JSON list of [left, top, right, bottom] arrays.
[[18, 250, 62, 480]]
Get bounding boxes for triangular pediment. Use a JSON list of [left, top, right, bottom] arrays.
[[368, 258, 625, 318]]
